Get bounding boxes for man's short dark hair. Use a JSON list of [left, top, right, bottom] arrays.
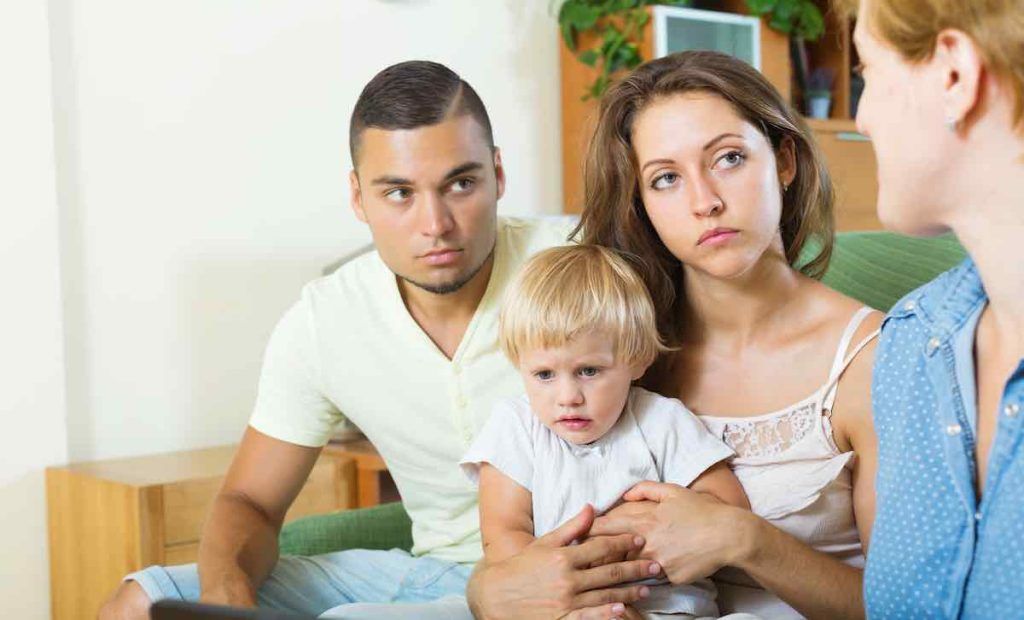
[[349, 60, 494, 166]]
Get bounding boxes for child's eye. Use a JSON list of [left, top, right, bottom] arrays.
[[534, 370, 554, 381], [578, 366, 600, 377]]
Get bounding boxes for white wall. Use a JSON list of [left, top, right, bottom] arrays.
[[49, 0, 563, 462], [1, 1, 561, 616], [0, 1, 69, 618]]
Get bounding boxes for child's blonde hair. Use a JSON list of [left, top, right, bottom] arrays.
[[499, 244, 668, 368]]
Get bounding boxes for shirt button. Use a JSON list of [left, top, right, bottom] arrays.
[[975, 510, 982, 521], [927, 337, 942, 355], [946, 423, 963, 436], [903, 300, 916, 311], [1005, 403, 1020, 418]]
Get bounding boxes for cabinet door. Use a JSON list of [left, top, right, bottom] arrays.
[[812, 126, 880, 231]]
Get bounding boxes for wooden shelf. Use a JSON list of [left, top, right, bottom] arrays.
[[559, 2, 880, 230]]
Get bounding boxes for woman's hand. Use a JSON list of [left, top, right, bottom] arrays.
[[468, 504, 661, 620], [589, 481, 755, 584]]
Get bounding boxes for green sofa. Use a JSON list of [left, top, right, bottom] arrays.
[[279, 230, 967, 557]]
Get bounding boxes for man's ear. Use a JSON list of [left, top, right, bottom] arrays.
[[933, 29, 984, 129], [776, 136, 797, 189], [349, 170, 367, 223], [492, 147, 506, 201]]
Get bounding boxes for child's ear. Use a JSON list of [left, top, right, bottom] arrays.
[[630, 362, 650, 381]]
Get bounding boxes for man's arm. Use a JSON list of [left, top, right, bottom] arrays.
[[196, 426, 321, 606]]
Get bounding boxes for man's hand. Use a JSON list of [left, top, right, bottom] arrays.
[[469, 504, 661, 619]]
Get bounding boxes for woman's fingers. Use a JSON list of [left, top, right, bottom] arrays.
[[621, 480, 681, 502]]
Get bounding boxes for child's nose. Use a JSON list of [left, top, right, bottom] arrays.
[[557, 380, 584, 407]]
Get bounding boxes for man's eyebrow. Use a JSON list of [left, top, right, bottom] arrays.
[[370, 175, 411, 186], [442, 162, 484, 181], [369, 162, 484, 187]]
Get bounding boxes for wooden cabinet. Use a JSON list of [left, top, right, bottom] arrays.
[[559, 1, 881, 230], [45, 446, 356, 620]]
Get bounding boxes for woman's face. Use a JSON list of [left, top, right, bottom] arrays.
[[632, 92, 794, 280], [853, 0, 952, 235]]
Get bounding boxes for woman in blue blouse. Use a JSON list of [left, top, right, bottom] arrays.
[[842, 0, 1024, 616]]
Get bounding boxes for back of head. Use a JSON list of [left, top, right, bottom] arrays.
[[349, 60, 495, 165], [837, 0, 1024, 127], [577, 50, 833, 345], [499, 245, 666, 369]]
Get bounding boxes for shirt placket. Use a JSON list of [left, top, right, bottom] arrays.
[[925, 336, 978, 618]]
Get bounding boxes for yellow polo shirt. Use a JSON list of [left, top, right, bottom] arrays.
[[249, 216, 575, 563]]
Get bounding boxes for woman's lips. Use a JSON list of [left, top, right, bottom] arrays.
[[698, 228, 739, 246]]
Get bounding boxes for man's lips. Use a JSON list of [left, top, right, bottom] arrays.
[[420, 248, 462, 266], [697, 228, 739, 246]]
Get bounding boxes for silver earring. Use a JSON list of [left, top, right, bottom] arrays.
[[945, 116, 959, 132]]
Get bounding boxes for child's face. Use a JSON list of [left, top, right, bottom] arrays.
[[517, 330, 646, 445]]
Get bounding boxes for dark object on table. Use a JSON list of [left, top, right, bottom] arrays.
[[150, 600, 316, 620]]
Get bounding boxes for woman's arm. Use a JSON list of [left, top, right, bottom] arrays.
[[591, 483, 866, 620], [478, 463, 536, 563]]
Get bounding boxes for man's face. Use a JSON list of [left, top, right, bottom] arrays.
[[350, 115, 504, 295]]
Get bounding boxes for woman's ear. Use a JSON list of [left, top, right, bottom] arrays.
[[776, 136, 797, 190], [933, 29, 984, 129]]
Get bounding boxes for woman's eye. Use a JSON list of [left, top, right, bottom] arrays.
[[651, 172, 679, 190], [535, 370, 553, 381], [717, 150, 746, 169], [579, 367, 599, 377], [449, 178, 476, 195]]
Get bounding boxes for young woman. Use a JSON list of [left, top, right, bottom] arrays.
[[840, 0, 1024, 616], [576, 51, 882, 619]]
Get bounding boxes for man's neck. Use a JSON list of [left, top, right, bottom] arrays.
[[398, 251, 496, 360]]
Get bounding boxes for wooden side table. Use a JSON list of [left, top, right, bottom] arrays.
[[322, 439, 398, 508], [45, 446, 355, 620]]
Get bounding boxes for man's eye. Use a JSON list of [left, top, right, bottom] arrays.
[[385, 187, 411, 202], [449, 178, 476, 194], [535, 370, 553, 381], [579, 367, 599, 377]]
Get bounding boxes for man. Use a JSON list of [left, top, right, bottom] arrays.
[[100, 61, 652, 619]]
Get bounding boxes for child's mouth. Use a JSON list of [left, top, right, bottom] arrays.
[[557, 417, 592, 431]]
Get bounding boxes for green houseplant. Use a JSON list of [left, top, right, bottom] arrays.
[[557, 0, 825, 99]]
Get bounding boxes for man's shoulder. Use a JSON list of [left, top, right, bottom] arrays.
[[300, 246, 391, 308], [498, 215, 578, 256]]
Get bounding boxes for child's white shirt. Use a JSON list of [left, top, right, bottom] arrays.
[[460, 386, 734, 616]]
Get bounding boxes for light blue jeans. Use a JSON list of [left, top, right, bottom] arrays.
[[126, 548, 473, 619]]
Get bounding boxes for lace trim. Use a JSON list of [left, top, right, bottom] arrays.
[[717, 402, 817, 458]]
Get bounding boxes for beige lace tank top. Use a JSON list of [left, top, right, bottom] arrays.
[[698, 306, 880, 619]]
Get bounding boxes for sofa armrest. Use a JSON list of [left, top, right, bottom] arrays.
[[279, 502, 413, 556]]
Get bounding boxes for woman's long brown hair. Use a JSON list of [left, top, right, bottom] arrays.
[[573, 50, 835, 348]]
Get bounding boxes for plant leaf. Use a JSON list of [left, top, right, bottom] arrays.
[[578, 49, 600, 66]]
